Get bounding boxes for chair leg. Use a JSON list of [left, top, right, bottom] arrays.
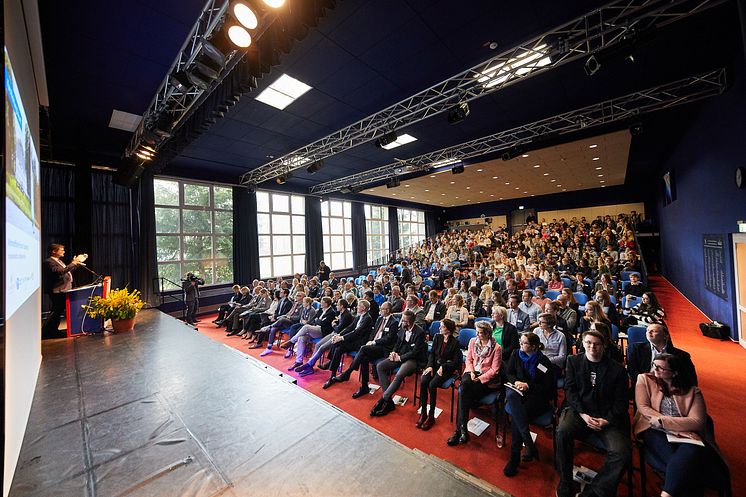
[[450, 385, 455, 423], [639, 446, 647, 497]]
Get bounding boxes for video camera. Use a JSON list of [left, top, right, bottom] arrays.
[[181, 272, 204, 284]]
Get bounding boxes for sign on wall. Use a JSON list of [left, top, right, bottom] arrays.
[[703, 234, 728, 300]]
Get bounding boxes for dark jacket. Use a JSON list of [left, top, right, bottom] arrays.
[[392, 324, 427, 366], [626, 342, 697, 385], [367, 298, 380, 323], [44, 257, 80, 294], [368, 315, 399, 351], [423, 300, 447, 322], [339, 313, 373, 348], [310, 306, 337, 337], [333, 310, 353, 334], [427, 333, 461, 371], [496, 321, 520, 363], [563, 353, 629, 430], [506, 349, 556, 416], [274, 298, 293, 320]]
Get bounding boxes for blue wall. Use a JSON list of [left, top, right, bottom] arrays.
[[656, 64, 746, 339]]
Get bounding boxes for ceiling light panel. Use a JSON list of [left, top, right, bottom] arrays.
[[255, 74, 312, 110]]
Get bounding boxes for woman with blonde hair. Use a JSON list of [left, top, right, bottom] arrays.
[[446, 294, 469, 331]]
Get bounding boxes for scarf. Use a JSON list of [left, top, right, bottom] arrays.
[[519, 350, 541, 379]]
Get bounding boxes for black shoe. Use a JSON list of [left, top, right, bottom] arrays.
[[521, 442, 539, 462], [447, 431, 461, 446], [227, 330, 240, 336], [352, 386, 368, 399], [322, 377, 337, 389], [334, 372, 350, 383], [318, 362, 331, 371], [503, 454, 520, 477], [288, 362, 303, 371], [458, 428, 469, 445], [378, 399, 395, 417], [370, 399, 385, 416]]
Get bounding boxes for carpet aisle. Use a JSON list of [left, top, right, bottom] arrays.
[[195, 275, 744, 496]]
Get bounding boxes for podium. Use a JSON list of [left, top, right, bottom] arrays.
[[64, 284, 104, 336]]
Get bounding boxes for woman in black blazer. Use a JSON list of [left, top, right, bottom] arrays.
[[503, 332, 556, 477], [416, 318, 462, 431]]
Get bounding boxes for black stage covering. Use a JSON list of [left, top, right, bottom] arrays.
[[10, 309, 510, 497]]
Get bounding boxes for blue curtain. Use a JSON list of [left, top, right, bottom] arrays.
[[234, 188, 260, 284], [425, 211, 440, 239], [388, 206, 399, 257], [351, 202, 367, 272], [305, 198, 323, 276]]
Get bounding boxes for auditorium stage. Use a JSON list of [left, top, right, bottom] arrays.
[[10, 309, 510, 497]]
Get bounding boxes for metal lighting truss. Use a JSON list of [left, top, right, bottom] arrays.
[[240, 0, 726, 186], [124, 0, 275, 159], [309, 69, 726, 195]]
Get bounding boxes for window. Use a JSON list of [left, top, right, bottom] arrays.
[[321, 200, 353, 271], [256, 191, 305, 278], [364, 203, 389, 265], [397, 208, 426, 249], [154, 178, 233, 290]]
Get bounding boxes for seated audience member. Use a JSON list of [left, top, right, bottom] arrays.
[[328, 272, 339, 289], [369, 310, 427, 416], [531, 286, 550, 310], [556, 295, 578, 334], [595, 289, 620, 327], [321, 300, 373, 387], [332, 302, 399, 395], [447, 320, 502, 446], [403, 294, 427, 331], [533, 313, 567, 375], [238, 288, 272, 339], [627, 323, 696, 385], [466, 286, 485, 326], [634, 353, 728, 497], [578, 300, 612, 334], [446, 294, 469, 332], [388, 286, 405, 313], [519, 290, 542, 325], [561, 287, 580, 313], [491, 306, 519, 364], [285, 296, 337, 372], [527, 271, 545, 290], [541, 301, 571, 340], [219, 286, 252, 330], [423, 290, 447, 327], [547, 272, 564, 291], [556, 330, 631, 497], [301, 299, 353, 374], [623, 271, 647, 300], [250, 289, 292, 347], [417, 318, 462, 430], [571, 272, 592, 298], [594, 273, 616, 295], [259, 292, 305, 356], [500, 278, 518, 303], [373, 285, 386, 306], [503, 332, 557, 477], [627, 291, 666, 326], [278, 296, 317, 354], [506, 294, 531, 332], [213, 284, 241, 323], [364, 290, 380, 323]]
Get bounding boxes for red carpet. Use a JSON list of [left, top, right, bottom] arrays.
[[196, 278, 744, 497]]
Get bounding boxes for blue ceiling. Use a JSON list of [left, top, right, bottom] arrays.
[[40, 0, 744, 204]]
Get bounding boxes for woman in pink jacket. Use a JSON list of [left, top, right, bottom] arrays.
[[634, 353, 729, 497], [447, 320, 502, 446]]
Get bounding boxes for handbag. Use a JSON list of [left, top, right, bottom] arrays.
[[699, 321, 730, 340]]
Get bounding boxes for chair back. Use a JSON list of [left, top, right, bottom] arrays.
[[561, 277, 572, 288], [429, 320, 441, 337], [546, 290, 560, 300], [627, 325, 647, 345], [423, 278, 434, 288], [474, 317, 492, 323], [312, 301, 321, 310], [573, 292, 589, 305], [458, 328, 477, 349], [625, 295, 642, 309], [621, 271, 641, 281]]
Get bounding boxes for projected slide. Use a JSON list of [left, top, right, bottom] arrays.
[[5, 48, 41, 319]]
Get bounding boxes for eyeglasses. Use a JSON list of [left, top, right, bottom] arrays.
[[653, 364, 673, 373]]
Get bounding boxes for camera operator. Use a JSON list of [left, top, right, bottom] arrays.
[[182, 272, 205, 325]]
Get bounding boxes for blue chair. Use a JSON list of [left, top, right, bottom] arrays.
[[611, 324, 620, 342], [394, 264, 402, 274], [369, 270, 377, 277], [625, 325, 648, 359], [474, 317, 492, 324], [429, 320, 441, 338], [620, 271, 641, 281], [423, 278, 434, 288], [573, 292, 589, 306], [624, 295, 642, 310], [312, 301, 320, 310], [458, 328, 477, 349], [621, 281, 631, 293], [609, 295, 617, 305], [546, 290, 560, 300], [584, 278, 594, 288], [561, 277, 572, 288]]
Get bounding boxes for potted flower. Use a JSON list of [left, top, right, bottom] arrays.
[[83, 287, 145, 333]]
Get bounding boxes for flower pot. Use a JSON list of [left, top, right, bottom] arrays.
[[111, 317, 136, 333]]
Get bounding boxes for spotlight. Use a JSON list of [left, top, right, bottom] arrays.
[[151, 114, 173, 138], [386, 177, 401, 188], [447, 102, 470, 124], [227, 25, 252, 48], [262, 0, 286, 7], [231, 1, 259, 30], [306, 160, 324, 174], [451, 164, 465, 174], [340, 186, 353, 194], [170, 70, 193, 90], [584, 55, 601, 76], [275, 172, 292, 184], [375, 130, 398, 148], [501, 146, 523, 161]]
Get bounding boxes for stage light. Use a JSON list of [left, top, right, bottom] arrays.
[[375, 130, 398, 148], [584, 55, 601, 76], [447, 102, 470, 124], [262, 0, 285, 7], [501, 146, 523, 161], [170, 70, 193, 90], [275, 172, 292, 184], [386, 177, 401, 188], [451, 164, 465, 174], [306, 160, 324, 174], [340, 186, 353, 194], [231, 2, 258, 29], [228, 25, 252, 47]]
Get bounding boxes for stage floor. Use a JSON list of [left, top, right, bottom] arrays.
[[10, 309, 510, 497]]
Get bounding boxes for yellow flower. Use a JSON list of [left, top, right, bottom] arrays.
[[83, 287, 145, 320]]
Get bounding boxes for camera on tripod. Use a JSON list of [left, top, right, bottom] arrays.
[[181, 272, 203, 283]]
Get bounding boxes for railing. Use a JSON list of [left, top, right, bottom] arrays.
[[153, 277, 187, 320]]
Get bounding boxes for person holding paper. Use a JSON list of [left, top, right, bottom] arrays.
[[447, 320, 502, 446], [503, 332, 556, 477], [416, 318, 461, 431], [634, 353, 728, 497]]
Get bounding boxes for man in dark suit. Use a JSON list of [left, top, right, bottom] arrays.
[[249, 288, 292, 348], [506, 294, 531, 332], [627, 323, 697, 384], [556, 330, 631, 497], [332, 302, 399, 396], [372, 310, 427, 416], [387, 286, 405, 313], [399, 260, 413, 286], [422, 290, 446, 329], [363, 290, 380, 323], [322, 300, 373, 388], [213, 284, 242, 323], [285, 296, 338, 371], [42, 243, 87, 337]]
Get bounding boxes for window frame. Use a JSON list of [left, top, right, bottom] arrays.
[[256, 190, 306, 279], [321, 199, 353, 271], [397, 208, 426, 250], [364, 203, 390, 265]]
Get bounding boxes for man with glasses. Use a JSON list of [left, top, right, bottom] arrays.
[[556, 330, 630, 497], [626, 323, 696, 384]]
